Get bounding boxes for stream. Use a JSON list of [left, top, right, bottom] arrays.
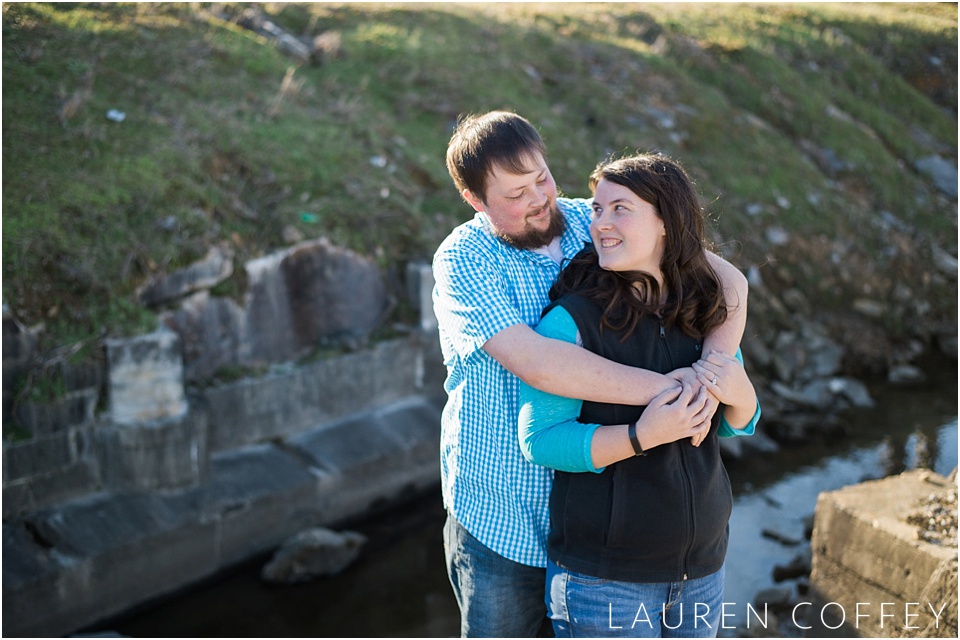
[[95, 354, 957, 638]]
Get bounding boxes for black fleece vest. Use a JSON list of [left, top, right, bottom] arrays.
[[546, 293, 732, 583]]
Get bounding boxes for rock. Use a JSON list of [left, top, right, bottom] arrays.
[[311, 31, 344, 64], [139, 244, 234, 307], [719, 436, 744, 460], [741, 333, 773, 370], [888, 364, 927, 386], [852, 298, 885, 318], [740, 429, 781, 455], [765, 226, 790, 246], [261, 528, 367, 585], [753, 586, 795, 613], [914, 155, 958, 198], [937, 333, 958, 360], [282, 225, 305, 244], [829, 377, 874, 408], [244, 237, 388, 363], [802, 335, 844, 382], [773, 550, 811, 582], [762, 528, 802, 547], [237, 6, 310, 62], [764, 412, 846, 444], [799, 139, 854, 177], [161, 238, 389, 380], [780, 288, 809, 314], [931, 246, 958, 278]]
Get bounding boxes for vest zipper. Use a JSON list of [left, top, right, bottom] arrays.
[[662, 319, 695, 581]]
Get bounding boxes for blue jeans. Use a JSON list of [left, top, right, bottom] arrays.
[[547, 560, 724, 638], [443, 512, 549, 637]]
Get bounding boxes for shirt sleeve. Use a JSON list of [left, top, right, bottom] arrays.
[[518, 305, 605, 474], [432, 239, 524, 363], [717, 348, 761, 438]]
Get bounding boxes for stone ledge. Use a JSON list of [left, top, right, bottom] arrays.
[[809, 469, 958, 638], [1, 394, 444, 638]]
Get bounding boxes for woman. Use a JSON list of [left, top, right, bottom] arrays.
[[518, 153, 760, 638]]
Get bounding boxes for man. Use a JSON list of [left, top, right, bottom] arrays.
[[432, 111, 749, 637]]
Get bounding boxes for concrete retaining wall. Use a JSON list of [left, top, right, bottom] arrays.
[[2, 261, 448, 638], [2, 331, 446, 637], [809, 469, 958, 638]]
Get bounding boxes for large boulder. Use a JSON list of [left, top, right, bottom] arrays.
[[162, 238, 389, 381]]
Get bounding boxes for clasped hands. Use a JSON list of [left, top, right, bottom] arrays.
[[636, 351, 751, 449]]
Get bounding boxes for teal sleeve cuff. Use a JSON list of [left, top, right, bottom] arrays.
[[717, 347, 760, 437]]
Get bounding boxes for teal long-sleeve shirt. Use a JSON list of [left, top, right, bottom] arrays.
[[518, 305, 760, 474]]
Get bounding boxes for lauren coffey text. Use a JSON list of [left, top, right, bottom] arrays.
[[608, 601, 951, 632]]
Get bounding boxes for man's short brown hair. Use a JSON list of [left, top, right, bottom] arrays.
[[445, 111, 547, 203]]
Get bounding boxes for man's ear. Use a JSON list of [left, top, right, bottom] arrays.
[[462, 189, 485, 213]]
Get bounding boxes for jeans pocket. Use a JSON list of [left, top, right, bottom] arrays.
[[565, 569, 610, 587]]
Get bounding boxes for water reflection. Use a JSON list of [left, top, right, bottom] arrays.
[[99, 358, 957, 638]]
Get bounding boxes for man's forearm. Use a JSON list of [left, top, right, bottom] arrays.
[[704, 251, 748, 355], [486, 324, 676, 405]]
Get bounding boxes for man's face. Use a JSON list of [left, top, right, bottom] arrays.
[[464, 152, 564, 250]]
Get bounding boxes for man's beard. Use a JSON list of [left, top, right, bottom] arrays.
[[497, 203, 567, 251]]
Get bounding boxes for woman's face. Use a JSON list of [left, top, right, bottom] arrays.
[[590, 178, 666, 280]]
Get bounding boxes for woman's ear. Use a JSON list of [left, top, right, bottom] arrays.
[[462, 189, 484, 213]]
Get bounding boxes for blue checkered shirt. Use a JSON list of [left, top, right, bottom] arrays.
[[432, 197, 593, 567]]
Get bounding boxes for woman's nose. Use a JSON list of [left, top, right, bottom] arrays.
[[593, 210, 612, 229]]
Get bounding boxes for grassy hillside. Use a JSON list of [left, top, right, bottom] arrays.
[[3, 2, 957, 362]]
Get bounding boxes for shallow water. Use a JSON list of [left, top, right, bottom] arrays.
[[99, 356, 957, 638]]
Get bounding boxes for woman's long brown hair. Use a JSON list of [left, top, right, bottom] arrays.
[[550, 154, 728, 341]]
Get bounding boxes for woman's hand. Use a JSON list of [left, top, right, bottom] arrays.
[[692, 351, 754, 410], [636, 383, 712, 450], [667, 367, 718, 447]]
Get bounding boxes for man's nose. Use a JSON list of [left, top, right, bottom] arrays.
[[530, 187, 547, 208]]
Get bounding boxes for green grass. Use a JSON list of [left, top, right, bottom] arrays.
[[3, 2, 957, 362]]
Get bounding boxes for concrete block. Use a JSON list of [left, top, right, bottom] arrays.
[[106, 328, 186, 425], [203, 337, 432, 452], [2, 520, 66, 634], [809, 469, 958, 638], [3, 481, 33, 520], [406, 261, 438, 333], [25, 459, 102, 512], [192, 444, 320, 566], [14, 388, 99, 436], [97, 409, 207, 491], [3, 429, 77, 480], [3, 493, 220, 638], [287, 395, 442, 523]]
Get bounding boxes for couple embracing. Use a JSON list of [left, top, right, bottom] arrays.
[[433, 111, 760, 638]]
